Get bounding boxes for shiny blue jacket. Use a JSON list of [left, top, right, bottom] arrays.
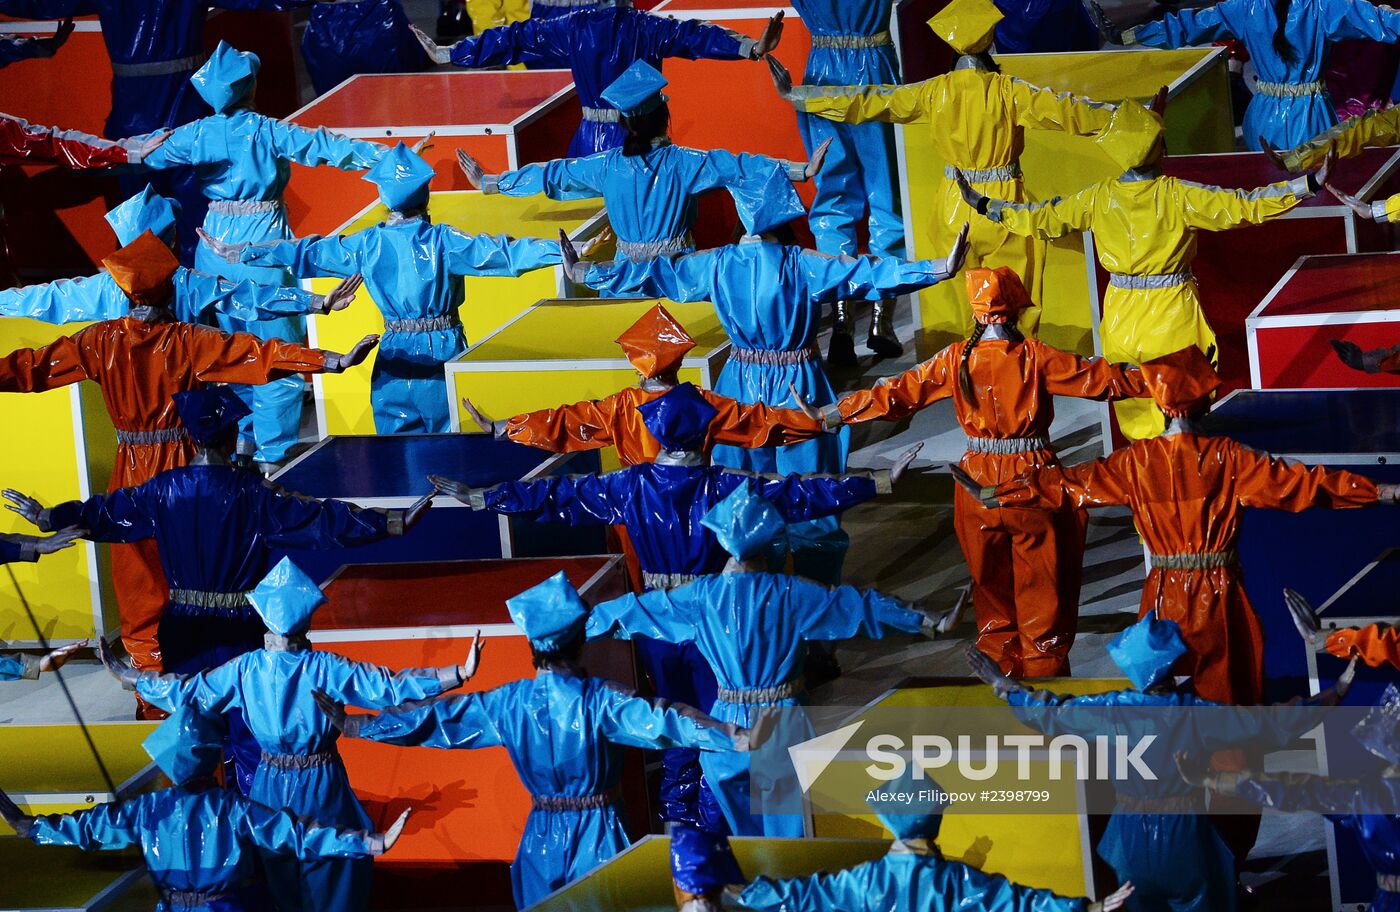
[[354, 667, 748, 907], [0, 653, 35, 681], [442, 4, 754, 155], [28, 784, 378, 912], [302, 0, 428, 96], [992, 0, 1098, 52]]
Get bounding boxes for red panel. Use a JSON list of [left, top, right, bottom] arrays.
[[1164, 147, 1398, 208], [294, 71, 575, 132], [1255, 321, 1400, 389], [1256, 253, 1400, 318]]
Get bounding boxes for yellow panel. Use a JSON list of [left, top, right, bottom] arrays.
[[456, 298, 727, 363], [309, 191, 605, 436], [0, 722, 159, 795]]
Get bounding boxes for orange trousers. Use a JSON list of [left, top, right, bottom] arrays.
[[953, 486, 1087, 678], [1141, 566, 1265, 706]]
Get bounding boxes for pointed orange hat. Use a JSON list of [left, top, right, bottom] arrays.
[[967, 266, 1032, 324], [615, 304, 696, 379], [102, 230, 178, 308], [1139, 346, 1221, 417]]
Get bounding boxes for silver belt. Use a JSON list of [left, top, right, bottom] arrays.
[[1150, 551, 1238, 570], [946, 162, 1021, 183], [260, 749, 337, 770], [716, 677, 805, 705], [1254, 79, 1325, 98], [581, 106, 622, 124], [207, 199, 285, 216], [642, 571, 699, 591], [810, 31, 892, 50], [616, 235, 692, 259], [1108, 270, 1193, 290], [115, 427, 187, 446], [1116, 793, 1205, 813], [965, 435, 1051, 455], [729, 345, 819, 366], [532, 792, 616, 811], [1379, 874, 1400, 893], [168, 589, 253, 610], [384, 315, 461, 333], [111, 55, 204, 78], [164, 890, 228, 909]]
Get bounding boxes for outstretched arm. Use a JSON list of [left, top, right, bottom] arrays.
[[414, 16, 565, 68], [1325, 623, 1400, 669], [240, 799, 401, 860], [1127, 5, 1235, 47], [264, 120, 386, 172], [1008, 78, 1116, 136], [488, 153, 609, 200], [1036, 343, 1151, 402], [0, 272, 127, 324], [967, 178, 1098, 241], [585, 587, 698, 644], [0, 331, 94, 393], [333, 690, 506, 750], [836, 347, 959, 425], [0, 112, 131, 169], [1231, 441, 1383, 511], [440, 228, 561, 276], [597, 681, 753, 752], [1171, 177, 1314, 232], [24, 799, 144, 851]]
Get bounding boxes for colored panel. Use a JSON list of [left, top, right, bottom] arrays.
[[0, 723, 158, 798], [1203, 389, 1400, 457], [1257, 252, 1400, 318], [1254, 321, 1400, 390], [305, 190, 604, 437], [293, 71, 575, 131], [1165, 148, 1396, 210], [0, 26, 111, 136], [1319, 549, 1400, 620], [0, 841, 143, 910]]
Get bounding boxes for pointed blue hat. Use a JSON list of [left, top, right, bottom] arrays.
[[507, 571, 588, 651], [173, 387, 251, 447], [601, 60, 669, 118], [192, 41, 260, 113], [1107, 610, 1187, 692], [105, 185, 180, 247], [143, 701, 228, 785], [701, 484, 784, 561], [247, 558, 327, 636], [866, 764, 950, 841], [364, 142, 435, 212], [637, 383, 718, 453]]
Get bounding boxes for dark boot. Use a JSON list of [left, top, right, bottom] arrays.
[[437, 0, 473, 41], [866, 298, 902, 359], [826, 299, 857, 369]]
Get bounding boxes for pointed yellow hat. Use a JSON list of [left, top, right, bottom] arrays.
[[1096, 99, 1166, 172], [928, 0, 1003, 55]]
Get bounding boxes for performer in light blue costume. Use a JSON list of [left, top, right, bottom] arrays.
[[126, 42, 389, 471], [102, 558, 479, 912], [0, 185, 357, 329], [207, 144, 562, 433], [411, 2, 782, 156], [319, 571, 764, 909], [585, 483, 962, 837], [735, 764, 1132, 912], [0, 702, 409, 912], [459, 61, 813, 262], [1091, 0, 1400, 150], [970, 612, 1358, 912], [569, 221, 965, 584]]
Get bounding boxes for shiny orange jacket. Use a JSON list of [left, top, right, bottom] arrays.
[[1327, 624, 1400, 668]]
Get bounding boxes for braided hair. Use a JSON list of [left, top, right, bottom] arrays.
[[1272, 0, 1295, 62], [959, 321, 990, 401]]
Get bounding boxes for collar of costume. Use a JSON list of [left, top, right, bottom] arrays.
[[1120, 165, 1163, 183], [597, 0, 632, 8], [264, 632, 311, 653], [721, 557, 761, 574], [655, 449, 706, 467], [189, 449, 233, 467], [539, 661, 586, 677], [889, 839, 940, 857], [386, 210, 429, 226], [129, 305, 174, 323], [979, 322, 1017, 341], [1161, 415, 1205, 436], [954, 54, 991, 72], [640, 375, 677, 392]]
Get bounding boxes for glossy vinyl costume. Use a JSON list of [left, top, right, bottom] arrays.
[[1129, 0, 1400, 150], [439, 1, 756, 155], [580, 240, 950, 582], [788, 0, 904, 259], [838, 321, 1148, 675], [0, 320, 328, 675], [488, 142, 804, 260], [1327, 623, 1400, 668], [788, 61, 1113, 328], [238, 222, 560, 433], [134, 648, 455, 911], [993, 432, 1380, 703], [587, 572, 923, 836], [302, 0, 428, 96], [26, 785, 381, 912], [353, 669, 749, 908], [128, 46, 387, 463], [985, 173, 1310, 440], [992, 0, 1098, 52], [0, 113, 130, 169]]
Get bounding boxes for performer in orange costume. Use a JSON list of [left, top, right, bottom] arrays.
[[815, 267, 1149, 677], [974, 345, 1398, 704], [460, 303, 826, 466], [0, 232, 378, 709]]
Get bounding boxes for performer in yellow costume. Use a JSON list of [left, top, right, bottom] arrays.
[[768, 0, 1116, 339], [958, 99, 1331, 439], [1273, 108, 1400, 224]]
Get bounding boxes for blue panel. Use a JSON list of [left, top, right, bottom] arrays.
[[1322, 548, 1400, 619], [1202, 388, 1400, 459]]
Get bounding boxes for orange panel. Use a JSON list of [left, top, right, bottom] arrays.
[[0, 28, 112, 136]]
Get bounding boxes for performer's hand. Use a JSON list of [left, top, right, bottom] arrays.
[[940, 223, 971, 280], [953, 169, 988, 215], [2, 490, 47, 530], [966, 645, 1022, 698], [766, 55, 794, 99], [313, 690, 366, 738], [459, 630, 484, 682], [804, 138, 832, 180], [122, 129, 169, 165], [32, 526, 84, 555], [1312, 148, 1338, 196], [744, 709, 779, 751], [427, 474, 486, 509], [1282, 588, 1321, 644], [1325, 181, 1371, 219], [456, 148, 485, 190], [786, 382, 825, 422], [97, 637, 138, 689], [753, 11, 784, 58], [196, 229, 248, 264], [402, 490, 434, 530], [324, 335, 380, 372], [1091, 882, 1134, 912], [1259, 137, 1290, 173], [34, 18, 75, 57], [373, 807, 412, 855], [580, 226, 614, 259], [410, 24, 452, 64], [1379, 483, 1400, 504], [1335, 656, 1358, 700], [934, 586, 972, 636], [1084, 0, 1123, 43], [1330, 338, 1384, 373], [889, 443, 923, 488], [324, 274, 363, 313], [947, 464, 999, 508], [460, 397, 495, 434], [0, 787, 34, 839], [410, 131, 435, 155], [39, 639, 87, 673], [559, 228, 584, 283]]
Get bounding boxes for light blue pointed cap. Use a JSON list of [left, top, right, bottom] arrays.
[[143, 701, 227, 784], [866, 764, 950, 840], [105, 185, 180, 247], [1107, 610, 1187, 692], [600, 60, 669, 118], [247, 557, 327, 636], [192, 41, 260, 114], [364, 142, 435, 212], [701, 484, 784, 561], [506, 571, 588, 651], [729, 165, 804, 236]]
